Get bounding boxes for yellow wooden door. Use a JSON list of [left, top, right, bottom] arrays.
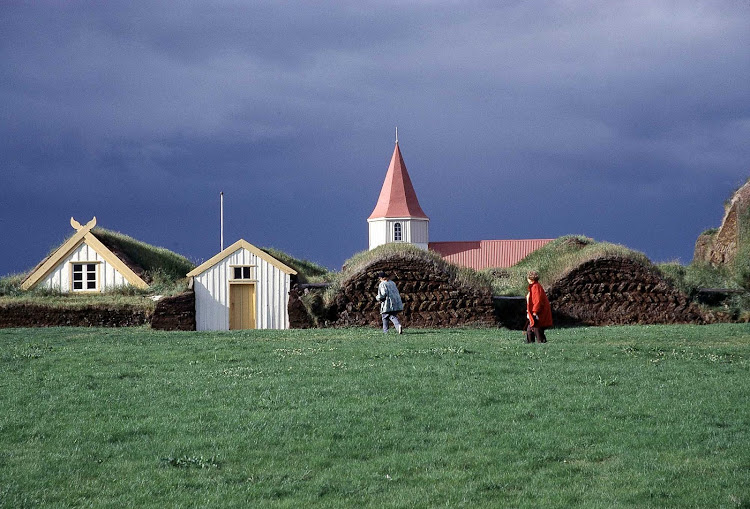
[[229, 284, 256, 330]]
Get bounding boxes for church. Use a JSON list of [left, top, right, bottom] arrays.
[[368, 135, 553, 270]]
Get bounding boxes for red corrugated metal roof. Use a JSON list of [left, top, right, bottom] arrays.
[[429, 239, 554, 270], [368, 142, 428, 219]]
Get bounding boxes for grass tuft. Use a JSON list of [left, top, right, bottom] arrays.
[[0, 292, 157, 313], [0, 273, 27, 296], [161, 455, 221, 469]]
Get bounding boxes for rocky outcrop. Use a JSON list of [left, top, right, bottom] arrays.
[[694, 179, 750, 266], [546, 256, 708, 326]]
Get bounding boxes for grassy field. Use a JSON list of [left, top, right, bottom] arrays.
[[1, 324, 749, 508]]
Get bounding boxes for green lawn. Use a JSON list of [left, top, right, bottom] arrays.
[[1, 324, 749, 508]]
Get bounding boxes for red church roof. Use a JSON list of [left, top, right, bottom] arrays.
[[368, 142, 428, 220], [429, 239, 554, 270]]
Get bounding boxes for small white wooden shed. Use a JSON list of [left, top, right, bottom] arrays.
[[187, 239, 297, 331]]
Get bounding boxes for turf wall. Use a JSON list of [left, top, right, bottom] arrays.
[[329, 255, 496, 328], [0, 303, 151, 328], [547, 256, 708, 326]]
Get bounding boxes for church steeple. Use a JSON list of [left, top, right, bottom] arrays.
[[368, 135, 429, 250], [368, 141, 428, 220]]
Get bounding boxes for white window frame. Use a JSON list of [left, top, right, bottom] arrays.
[[230, 265, 257, 281], [71, 262, 100, 292], [394, 222, 403, 242]]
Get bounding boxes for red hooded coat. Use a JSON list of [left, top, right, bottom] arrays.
[[527, 281, 553, 328]]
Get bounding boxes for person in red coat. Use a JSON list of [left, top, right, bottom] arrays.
[[525, 270, 552, 343]]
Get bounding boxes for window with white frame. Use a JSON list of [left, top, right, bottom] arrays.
[[72, 263, 98, 291], [232, 266, 255, 280], [394, 222, 402, 242]]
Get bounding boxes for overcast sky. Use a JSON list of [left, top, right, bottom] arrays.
[[2, 1, 749, 276]]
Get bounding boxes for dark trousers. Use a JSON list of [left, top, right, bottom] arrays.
[[526, 325, 547, 343]]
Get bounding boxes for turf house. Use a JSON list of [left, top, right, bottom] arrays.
[[21, 217, 153, 293]]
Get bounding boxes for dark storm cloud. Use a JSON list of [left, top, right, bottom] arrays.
[[83, 2, 430, 65], [1, 1, 749, 276]]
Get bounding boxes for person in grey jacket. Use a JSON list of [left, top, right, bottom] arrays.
[[376, 271, 404, 334]]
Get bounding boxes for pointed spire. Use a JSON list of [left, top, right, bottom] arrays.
[[368, 139, 428, 220]]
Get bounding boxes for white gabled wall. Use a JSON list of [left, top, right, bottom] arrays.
[[193, 247, 292, 331], [39, 240, 129, 292]]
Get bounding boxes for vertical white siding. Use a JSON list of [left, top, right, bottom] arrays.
[[409, 219, 429, 246], [368, 219, 387, 250], [369, 218, 429, 251], [194, 247, 292, 331], [39, 241, 129, 292]]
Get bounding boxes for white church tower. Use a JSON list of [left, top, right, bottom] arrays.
[[368, 133, 429, 250]]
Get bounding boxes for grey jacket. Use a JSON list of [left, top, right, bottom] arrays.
[[376, 280, 403, 314]]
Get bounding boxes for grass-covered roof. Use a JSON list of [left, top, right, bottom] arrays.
[[1, 228, 194, 299], [260, 247, 332, 284], [91, 228, 194, 284], [483, 235, 651, 296], [328, 243, 493, 299]]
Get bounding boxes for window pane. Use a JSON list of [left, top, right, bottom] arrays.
[[87, 264, 96, 271], [74, 282, 83, 290], [234, 267, 242, 279], [87, 272, 96, 280], [243, 267, 251, 279], [73, 273, 83, 281], [73, 264, 82, 272], [87, 281, 96, 289]]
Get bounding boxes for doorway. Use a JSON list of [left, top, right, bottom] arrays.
[[229, 283, 256, 330]]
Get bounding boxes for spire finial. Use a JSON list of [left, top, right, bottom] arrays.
[[395, 126, 398, 144]]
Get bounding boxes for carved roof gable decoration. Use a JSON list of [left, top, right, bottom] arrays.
[[70, 216, 97, 232]]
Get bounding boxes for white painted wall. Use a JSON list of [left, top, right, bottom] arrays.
[[39, 241, 129, 292], [193, 247, 292, 331], [368, 218, 429, 250], [368, 219, 387, 250]]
